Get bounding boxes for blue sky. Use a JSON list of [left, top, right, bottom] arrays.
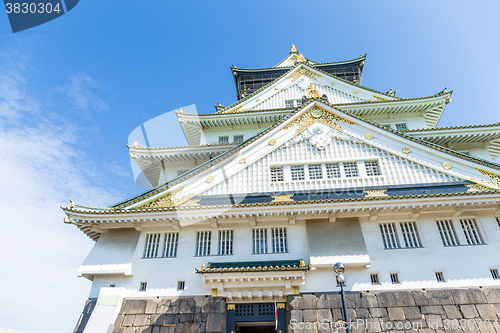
[[0, 1, 499, 332]]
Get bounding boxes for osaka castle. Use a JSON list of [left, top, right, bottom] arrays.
[[66, 45, 500, 333]]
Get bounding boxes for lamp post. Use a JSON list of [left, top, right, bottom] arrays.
[[333, 262, 351, 333]]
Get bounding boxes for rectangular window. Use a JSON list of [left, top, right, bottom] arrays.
[[343, 162, 359, 177], [271, 227, 287, 253], [308, 164, 323, 180], [233, 135, 243, 143], [196, 231, 211, 256], [163, 233, 179, 258], [395, 123, 408, 131], [326, 163, 341, 178], [285, 100, 294, 108], [218, 136, 229, 144], [435, 272, 446, 282], [460, 218, 484, 245], [491, 269, 500, 280], [365, 161, 381, 176], [400, 222, 422, 248], [390, 273, 400, 284], [252, 228, 268, 254], [144, 233, 161, 258], [177, 281, 185, 290], [109, 284, 116, 288], [436, 220, 459, 246], [218, 230, 233, 255], [291, 166, 305, 181], [380, 223, 400, 249], [370, 273, 380, 285], [140, 282, 147, 291], [270, 166, 284, 182]]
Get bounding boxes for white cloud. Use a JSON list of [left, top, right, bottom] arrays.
[[0, 52, 121, 333]]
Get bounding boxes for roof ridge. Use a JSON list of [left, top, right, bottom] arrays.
[[404, 122, 500, 132], [128, 142, 237, 151]]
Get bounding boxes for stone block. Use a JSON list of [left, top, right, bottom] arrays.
[[134, 314, 148, 326], [492, 304, 500, 318], [175, 323, 189, 333], [206, 312, 225, 332], [138, 327, 153, 333], [122, 300, 147, 315], [146, 300, 158, 314], [290, 309, 303, 322], [452, 289, 488, 305], [403, 307, 422, 320], [460, 305, 479, 319], [303, 294, 319, 310], [388, 308, 405, 321], [410, 318, 427, 329], [421, 306, 445, 315], [443, 327, 464, 333], [483, 289, 500, 304], [153, 327, 161, 333], [202, 298, 225, 314], [475, 304, 497, 320], [327, 294, 343, 309], [379, 319, 393, 331], [426, 315, 443, 329], [195, 313, 208, 322], [371, 308, 389, 318], [348, 309, 356, 321], [180, 313, 194, 322], [179, 298, 196, 314], [444, 305, 463, 319], [113, 315, 124, 330], [377, 291, 416, 307], [149, 313, 163, 326], [356, 308, 370, 318], [191, 322, 206, 333], [413, 290, 455, 306], [365, 318, 382, 332], [461, 320, 479, 333], [333, 308, 344, 321], [318, 309, 332, 322], [478, 324, 496, 333], [289, 296, 302, 310], [161, 327, 175, 333], [347, 293, 378, 308], [303, 309, 317, 322], [123, 315, 135, 327], [192, 296, 210, 308], [123, 328, 136, 333], [417, 329, 434, 333]]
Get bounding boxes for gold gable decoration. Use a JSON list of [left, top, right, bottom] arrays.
[[468, 169, 500, 190], [271, 194, 295, 202], [282, 106, 356, 136], [465, 184, 490, 192], [288, 67, 321, 82], [363, 189, 389, 198], [139, 187, 198, 208], [306, 83, 321, 99]]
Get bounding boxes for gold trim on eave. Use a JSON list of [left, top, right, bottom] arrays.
[[282, 106, 355, 136], [468, 169, 500, 190], [363, 189, 389, 198], [139, 187, 185, 209], [271, 194, 295, 202]]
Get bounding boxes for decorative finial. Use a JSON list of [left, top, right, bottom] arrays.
[[291, 43, 297, 53], [443, 87, 448, 93], [297, 53, 306, 63], [201, 264, 205, 270], [70, 199, 75, 208], [132, 140, 138, 147], [387, 88, 396, 97], [306, 83, 321, 99], [177, 107, 184, 113]]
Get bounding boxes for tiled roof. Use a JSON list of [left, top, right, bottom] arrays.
[[404, 122, 500, 133], [196, 260, 309, 273]]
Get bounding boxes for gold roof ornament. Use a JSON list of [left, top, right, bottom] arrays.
[[307, 83, 321, 99], [297, 53, 306, 63], [291, 43, 297, 53], [70, 199, 75, 208]]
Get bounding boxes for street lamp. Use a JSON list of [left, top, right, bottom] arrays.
[[333, 262, 350, 333]]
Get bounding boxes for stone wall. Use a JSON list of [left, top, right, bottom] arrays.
[[112, 296, 226, 333], [287, 288, 500, 333]]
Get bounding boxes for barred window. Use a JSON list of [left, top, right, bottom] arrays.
[[270, 166, 284, 182], [343, 162, 359, 177], [196, 231, 211, 256], [326, 163, 341, 178], [491, 269, 500, 280], [390, 273, 400, 284], [271, 227, 287, 253], [370, 273, 380, 285], [140, 282, 147, 291], [291, 166, 305, 181], [436, 220, 459, 247], [435, 272, 446, 282], [177, 281, 185, 290], [285, 100, 294, 108], [400, 222, 421, 248], [218, 136, 229, 143], [308, 164, 323, 179], [252, 228, 268, 254], [163, 233, 179, 257], [218, 230, 233, 255], [365, 161, 381, 176], [379, 223, 400, 249], [395, 123, 408, 131], [233, 135, 243, 143], [144, 233, 161, 258], [460, 218, 484, 245]]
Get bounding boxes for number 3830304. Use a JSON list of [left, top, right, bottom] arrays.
[[5, 3, 62, 14]]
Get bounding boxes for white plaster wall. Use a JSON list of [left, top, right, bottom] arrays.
[[201, 123, 275, 145], [362, 114, 429, 130]]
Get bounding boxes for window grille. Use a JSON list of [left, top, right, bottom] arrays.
[[436, 220, 459, 246], [435, 272, 446, 282], [236, 304, 254, 316], [343, 162, 359, 177], [218, 136, 229, 144], [177, 281, 185, 290], [390, 273, 400, 284], [270, 166, 284, 182], [271, 227, 287, 253], [163, 233, 179, 257], [233, 135, 243, 143], [395, 123, 408, 131], [491, 269, 499, 280], [370, 273, 380, 285], [308, 164, 323, 179], [325, 163, 341, 178], [252, 228, 268, 254], [400, 222, 421, 248], [291, 166, 305, 181], [285, 100, 294, 108], [196, 231, 211, 256], [379, 223, 400, 249], [459, 218, 483, 245], [218, 230, 233, 255], [109, 284, 116, 288], [144, 233, 161, 258], [140, 282, 147, 291], [365, 161, 381, 176], [258, 304, 274, 316]]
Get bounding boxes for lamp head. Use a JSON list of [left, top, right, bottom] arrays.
[[333, 262, 345, 275]]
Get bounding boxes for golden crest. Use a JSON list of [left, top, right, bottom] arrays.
[[297, 53, 306, 63], [269, 139, 277, 146], [442, 162, 452, 170], [306, 83, 321, 99], [206, 176, 214, 183], [310, 108, 323, 118], [402, 147, 411, 154], [365, 133, 374, 139], [282, 106, 355, 136], [139, 187, 185, 209]]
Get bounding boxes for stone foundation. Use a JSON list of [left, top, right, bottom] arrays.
[[287, 287, 500, 333], [112, 296, 226, 333]]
